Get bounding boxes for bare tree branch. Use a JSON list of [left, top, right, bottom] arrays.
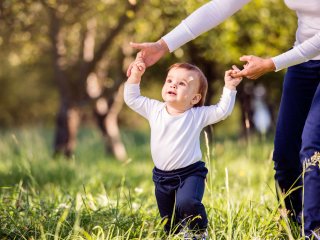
[[86, 0, 145, 75], [42, 0, 70, 104]]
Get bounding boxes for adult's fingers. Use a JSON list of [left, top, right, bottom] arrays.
[[232, 68, 248, 78], [135, 51, 143, 59], [130, 42, 148, 50], [239, 55, 253, 62]]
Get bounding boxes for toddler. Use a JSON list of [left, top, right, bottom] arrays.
[[124, 56, 242, 239]]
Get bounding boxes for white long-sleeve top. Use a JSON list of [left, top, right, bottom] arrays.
[[162, 0, 320, 71], [124, 83, 237, 171]]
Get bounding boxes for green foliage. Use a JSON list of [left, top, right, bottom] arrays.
[[0, 127, 303, 239], [0, 0, 297, 128], [178, 0, 296, 64]]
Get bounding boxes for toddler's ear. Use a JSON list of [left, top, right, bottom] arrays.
[[191, 94, 202, 105]]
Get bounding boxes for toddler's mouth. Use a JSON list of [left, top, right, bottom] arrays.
[[168, 91, 176, 95]]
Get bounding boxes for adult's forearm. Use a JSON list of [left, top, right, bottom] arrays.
[[162, 0, 251, 52], [272, 32, 320, 71]]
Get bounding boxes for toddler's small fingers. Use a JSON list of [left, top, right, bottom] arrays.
[[136, 51, 143, 59], [232, 65, 240, 71], [137, 62, 145, 69], [225, 70, 233, 75]]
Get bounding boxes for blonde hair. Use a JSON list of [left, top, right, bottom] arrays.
[[168, 63, 208, 107]]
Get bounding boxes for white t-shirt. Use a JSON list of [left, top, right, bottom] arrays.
[[162, 0, 320, 71], [124, 83, 237, 171]]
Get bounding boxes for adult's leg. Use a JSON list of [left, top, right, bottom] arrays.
[[300, 72, 320, 236], [176, 175, 207, 231], [273, 63, 319, 220]]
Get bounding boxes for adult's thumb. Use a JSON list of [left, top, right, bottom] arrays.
[[130, 42, 145, 50], [239, 55, 251, 62], [232, 70, 246, 78]]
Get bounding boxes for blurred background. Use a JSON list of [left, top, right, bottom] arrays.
[[0, 0, 296, 160]]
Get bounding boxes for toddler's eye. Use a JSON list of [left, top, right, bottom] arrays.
[[179, 82, 186, 86], [166, 79, 172, 83]]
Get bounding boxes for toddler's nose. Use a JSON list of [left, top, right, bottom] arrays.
[[170, 83, 177, 88]]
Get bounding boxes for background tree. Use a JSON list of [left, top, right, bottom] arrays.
[[1, 0, 145, 160], [0, 0, 57, 126], [0, 0, 297, 155], [40, 0, 145, 160]]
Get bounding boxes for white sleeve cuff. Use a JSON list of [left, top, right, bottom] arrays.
[[272, 32, 320, 71], [162, 22, 196, 53], [272, 48, 309, 71]]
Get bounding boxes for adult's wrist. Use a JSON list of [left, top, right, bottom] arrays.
[[265, 58, 276, 72], [157, 38, 169, 53]]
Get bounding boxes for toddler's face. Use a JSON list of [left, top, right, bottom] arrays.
[[161, 67, 201, 110]]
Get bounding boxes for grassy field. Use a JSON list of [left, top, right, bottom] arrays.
[[0, 127, 302, 239]]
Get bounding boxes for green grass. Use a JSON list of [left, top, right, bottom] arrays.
[[0, 127, 302, 239]]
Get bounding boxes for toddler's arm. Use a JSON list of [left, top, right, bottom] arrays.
[[124, 54, 159, 120]]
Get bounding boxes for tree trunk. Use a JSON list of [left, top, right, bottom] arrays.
[[105, 84, 127, 161], [93, 85, 127, 161], [54, 103, 80, 158], [44, 0, 144, 159], [237, 82, 255, 139], [47, 5, 81, 158]]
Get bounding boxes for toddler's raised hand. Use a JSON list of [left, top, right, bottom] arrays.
[[127, 54, 147, 84], [224, 65, 243, 90], [130, 55, 146, 78]]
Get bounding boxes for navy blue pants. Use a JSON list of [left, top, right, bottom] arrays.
[[273, 60, 320, 235], [152, 161, 208, 233]]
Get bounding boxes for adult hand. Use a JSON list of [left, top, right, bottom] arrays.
[[126, 39, 169, 77], [232, 55, 276, 79]]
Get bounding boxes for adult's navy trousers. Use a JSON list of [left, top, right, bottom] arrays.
[[273, 60, 320, 236]]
